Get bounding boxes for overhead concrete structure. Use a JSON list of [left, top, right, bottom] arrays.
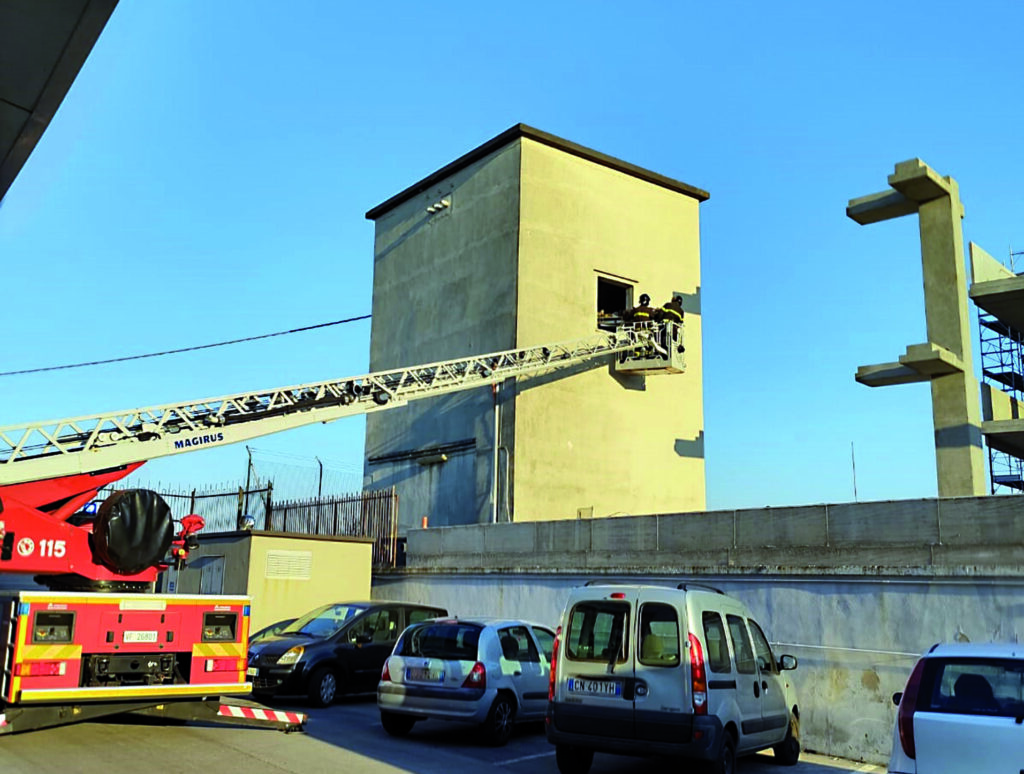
[[970, 243, 1024, 486], [0, 0, 118, 201], [848, 159, 987, 497], [363, 125, 707, 531], [970, 244, 1024, 333]]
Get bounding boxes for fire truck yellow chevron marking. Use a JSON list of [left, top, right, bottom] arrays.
[[192, 643, 245, 658], [20, 644, 82, 661], [8, 612, 29, 701]]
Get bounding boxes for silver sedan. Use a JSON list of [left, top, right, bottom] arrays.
[[377, 616, 556, 746]]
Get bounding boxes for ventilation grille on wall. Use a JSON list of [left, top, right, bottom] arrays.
[[265, 550, 313, 580]]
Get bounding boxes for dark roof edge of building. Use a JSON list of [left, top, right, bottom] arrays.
[[365, 123, 710, 220], [0, 0, 119, 202]]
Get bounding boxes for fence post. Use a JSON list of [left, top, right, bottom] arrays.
[[390, 487, 399, 568], [189, 488, 197, 515]]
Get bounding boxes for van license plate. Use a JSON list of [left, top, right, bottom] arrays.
[[567, 678, 622, 697], [407, 667, 444, 683]]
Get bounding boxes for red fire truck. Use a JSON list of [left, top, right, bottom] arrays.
[[0, 320, 682, 734]]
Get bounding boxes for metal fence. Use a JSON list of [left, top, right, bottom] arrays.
[[98, 482, 399, 568], [268, 488, 399, 568]]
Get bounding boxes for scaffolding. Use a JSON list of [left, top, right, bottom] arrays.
[[978, 249, 1024, 493]]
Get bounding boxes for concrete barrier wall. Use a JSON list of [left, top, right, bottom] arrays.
[[374, 495, 1024, 764], [405, 496, 1024, 574]]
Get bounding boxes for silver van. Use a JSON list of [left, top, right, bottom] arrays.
[[546, 582, 800, 774]]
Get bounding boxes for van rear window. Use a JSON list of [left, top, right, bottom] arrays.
[[565, 601, 630, 663], [397, 623, 481, 661], [921, 658, 1024, 718]]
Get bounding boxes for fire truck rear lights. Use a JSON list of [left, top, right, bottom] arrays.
[[15, 661, 66, 676], [205, 658, 246, 672]]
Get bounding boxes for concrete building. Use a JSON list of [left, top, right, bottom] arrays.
[[363, 125, 708, 532], [849, 159, 1024, 495]]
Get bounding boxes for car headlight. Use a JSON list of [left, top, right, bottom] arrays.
[[277, 646, 304, 665]]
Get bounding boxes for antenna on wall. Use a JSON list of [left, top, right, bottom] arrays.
[[851, 441, 859, 502]]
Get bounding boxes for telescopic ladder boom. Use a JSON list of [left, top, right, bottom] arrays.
[[0, 322, 682, 485]]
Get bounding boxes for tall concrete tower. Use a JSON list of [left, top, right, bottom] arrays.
[[363, 125, 707, 531]]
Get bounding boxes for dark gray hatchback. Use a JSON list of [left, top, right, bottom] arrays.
[[247, 601, 447, 706]]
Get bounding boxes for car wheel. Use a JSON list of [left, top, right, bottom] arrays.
[[380, 711, 417, 737], [483, 694, 515, 746], [555, 745, 594, 774], [705, 731, 736, 774], [772, 717, 800, 765], [307, 667, 338, 707]]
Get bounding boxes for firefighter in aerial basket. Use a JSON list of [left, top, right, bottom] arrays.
[[623, 293, 655, 323], [654, 295, 685, 354]]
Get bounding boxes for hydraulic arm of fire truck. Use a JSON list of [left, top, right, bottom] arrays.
[[0, 322, 682, 588]]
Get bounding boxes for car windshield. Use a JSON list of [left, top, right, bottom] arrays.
[[397, 622, 481, 660], [281, 604, 366, 639]]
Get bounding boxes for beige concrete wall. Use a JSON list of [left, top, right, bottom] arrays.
[[364, 144, 522, 530], [513, 139, 705, 520], [245, 535, 372, 631]]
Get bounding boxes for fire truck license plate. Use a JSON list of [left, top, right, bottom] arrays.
[[123, 630, 158, 643]]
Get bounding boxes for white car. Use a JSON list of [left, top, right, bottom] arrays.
[[889, 642, 1024, 773], [377, 616, 556, 746]]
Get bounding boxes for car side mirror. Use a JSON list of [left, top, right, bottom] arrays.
[[892, 691, 903, 707], [353, 632, 373, 645], [778, 654, 798, 671]]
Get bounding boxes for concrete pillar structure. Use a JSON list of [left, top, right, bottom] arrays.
[[362, 125, 708, 532], [848, 159, 986, 497]]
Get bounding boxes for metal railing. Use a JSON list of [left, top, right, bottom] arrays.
[[98, 483, 399, 568]]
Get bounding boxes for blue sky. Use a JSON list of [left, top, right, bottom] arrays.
[[2, 1, 1022, 510]]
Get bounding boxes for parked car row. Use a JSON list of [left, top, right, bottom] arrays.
[[245, 585, 1019, 773], [246, 583, 803, 773]]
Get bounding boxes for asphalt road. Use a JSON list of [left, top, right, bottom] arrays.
[[0, 694, 885, 774]]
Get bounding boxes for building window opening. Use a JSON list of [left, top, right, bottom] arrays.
[[597, 278, 631, 331]]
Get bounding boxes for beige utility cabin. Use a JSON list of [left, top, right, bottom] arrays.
[[364, 124, 707, 531], [161, 531, 373, 632]]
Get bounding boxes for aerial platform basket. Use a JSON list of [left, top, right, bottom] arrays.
[[614, 321, 686, 376]]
